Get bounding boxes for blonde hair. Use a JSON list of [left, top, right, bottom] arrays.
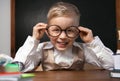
[[47, 2, 80, 23]]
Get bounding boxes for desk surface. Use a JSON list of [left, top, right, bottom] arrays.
[[32, 70, 120, 81]]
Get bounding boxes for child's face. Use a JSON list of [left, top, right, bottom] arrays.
[[47, 16, 79, 51]]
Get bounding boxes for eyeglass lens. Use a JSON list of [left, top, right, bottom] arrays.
[[47, 25, 80, 38]]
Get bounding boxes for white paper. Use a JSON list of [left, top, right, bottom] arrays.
[[0, 54, 13, 66], [113, 55, 120, 70]]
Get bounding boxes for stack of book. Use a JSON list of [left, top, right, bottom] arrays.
[[110, 54, 120, 78], [0, 54, 35, 81]]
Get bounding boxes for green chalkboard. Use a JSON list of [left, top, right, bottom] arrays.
[[15, 0, 117, 53]]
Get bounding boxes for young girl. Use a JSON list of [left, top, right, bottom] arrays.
[[13, 2, 114, 72]]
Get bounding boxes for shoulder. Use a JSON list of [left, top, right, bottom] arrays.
[[38, 41, 54, 49], [73, 42, 84, 49]]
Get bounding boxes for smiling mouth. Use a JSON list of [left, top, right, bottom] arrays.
[[57, 41, 69, 47]]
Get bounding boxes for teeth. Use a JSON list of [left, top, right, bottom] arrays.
[[58, 41, 67, 45], [60, 42, 66, 44]]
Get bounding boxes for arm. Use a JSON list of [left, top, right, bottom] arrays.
[[13, 36, 43, 72], [78, 26, 114, 70], [14, 23, 47, 72], [84, 36, 114, 70]]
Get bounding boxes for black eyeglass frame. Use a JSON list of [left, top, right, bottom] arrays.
[[46, 25, 80, 38]]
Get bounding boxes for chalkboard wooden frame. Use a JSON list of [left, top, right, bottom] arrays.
[[11, 0, 15, 58]]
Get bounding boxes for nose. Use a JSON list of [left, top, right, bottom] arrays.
[[59, 31, 67, 39]]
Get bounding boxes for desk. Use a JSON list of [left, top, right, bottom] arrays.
[[32, 70, 120, 81]]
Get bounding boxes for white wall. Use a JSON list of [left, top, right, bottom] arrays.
[[0, 0, 11, 55]]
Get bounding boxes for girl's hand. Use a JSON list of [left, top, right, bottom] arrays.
[[32, 23, 47, 40], [78, 26, 94, 43]]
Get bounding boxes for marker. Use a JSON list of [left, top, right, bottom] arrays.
[[21, 73, 35, 78]]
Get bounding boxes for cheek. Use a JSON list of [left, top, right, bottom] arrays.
[[69, 39, 76, 45], [49, 36, 58, 43]]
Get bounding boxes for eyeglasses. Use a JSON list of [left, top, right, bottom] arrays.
[[46, 25, 80, 38]]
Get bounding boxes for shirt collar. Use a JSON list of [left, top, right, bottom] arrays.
[[43, 42, 81, 50]]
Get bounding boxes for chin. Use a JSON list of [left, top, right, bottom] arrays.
[[56, 47, 67, 51]]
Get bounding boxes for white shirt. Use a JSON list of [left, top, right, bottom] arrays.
[[13, 36, 114, 72], [54, 47, 74, 66]]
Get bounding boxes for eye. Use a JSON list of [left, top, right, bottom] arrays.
[[52, 28, 60, 32], [48, 26, 61, 34], [67, 29, 74, 32]]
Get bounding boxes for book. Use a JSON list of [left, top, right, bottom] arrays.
[[0, 72, 35, 81], [0, 77, 33, 81], [0, 77, 19, 81], [0, 72, 21, 81], [110, 54, 120, 78], [0, 72, 21, 77], [110, 69, 120, 78]]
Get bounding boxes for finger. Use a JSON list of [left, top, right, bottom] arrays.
[[78, 26, 90, 32], [33, 23, 47, 33], [35, 23, 47, 29]]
